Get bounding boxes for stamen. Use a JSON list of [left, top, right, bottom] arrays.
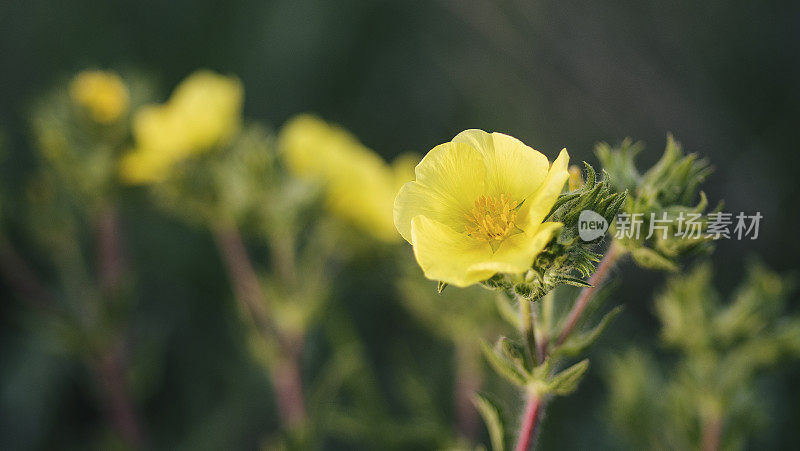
[[464, 194, 520, 242]]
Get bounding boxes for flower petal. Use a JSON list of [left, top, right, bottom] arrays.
[[452, 129, 550, 201], [394, 142, 486, 242], [518, 148, 570, 231], [467, 222, 563, 275], [410, 215, 495, 287]]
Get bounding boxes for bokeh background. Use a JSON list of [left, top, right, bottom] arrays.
[[1, 0, 798, 449]]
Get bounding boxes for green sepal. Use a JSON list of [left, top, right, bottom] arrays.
[[558, 275, 594, 288]]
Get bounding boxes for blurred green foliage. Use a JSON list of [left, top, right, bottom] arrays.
[[606, 262, 800, 450]]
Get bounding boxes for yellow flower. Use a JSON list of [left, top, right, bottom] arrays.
[[69, 70, 129, 123], [280, 114, 415, 242], [119, 70, 243, 184], [394, 129, 569, 287]]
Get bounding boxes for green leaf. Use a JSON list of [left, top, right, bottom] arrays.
[[480, 339, 528, 386], [548, 359, 590, 396], [555, 306, 624, 357], [630, 247, 678, 272], [499, 337, 530, 373], [495, 293, 521, 329], [472, 393, 507, 451]]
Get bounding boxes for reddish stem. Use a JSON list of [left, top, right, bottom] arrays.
[[95, 208, 125, 294], [514, 244, 622, 450], [94, 344, 145, 449], [455, 343, 482, 441], [212, 223, 307, 429], [92, 207, 147, 448], [701, 415, 722, 451], [514, 392, 543, 451], [274, 347, 308, 430], [556, 244, 621, 346]]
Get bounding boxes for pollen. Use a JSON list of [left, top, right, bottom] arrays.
[[464, 194, 520, 241]]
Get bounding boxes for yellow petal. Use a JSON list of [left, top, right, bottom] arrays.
[[469, 222, 563, 275], [410, 215, 495, 287], [394, 142, 486, 243], [518, 148, 570, 231], [410, 216, 563, 287], [452, 129, 550, 201]]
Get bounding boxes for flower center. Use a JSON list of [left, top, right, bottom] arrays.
[[464, 194, 520, 241]]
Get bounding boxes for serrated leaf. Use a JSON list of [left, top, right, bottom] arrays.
[[472, 393, 506, 451], [480, 339, 528, 386], [555, 306, 624, 357], [548, 359, 590, 396]]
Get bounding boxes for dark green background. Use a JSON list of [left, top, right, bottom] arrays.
[[1, 0, 798, 449]]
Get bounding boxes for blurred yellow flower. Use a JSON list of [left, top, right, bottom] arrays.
[[69, 70, 129, 123], [120, 70, 243, 184], [394, 130, 569, 287], [280, 114, 415, 242]]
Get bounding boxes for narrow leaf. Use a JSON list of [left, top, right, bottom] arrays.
[[548, 359, 590, 396], [472, 393, 507, 451], [480, 339, 528, 386], [555, 306, 624, 357]]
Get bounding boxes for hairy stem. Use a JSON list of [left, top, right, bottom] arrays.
[[514, 392, 543, 451], [520, 297, 539, 365], [556, 243, 621, 346], [212, 222, 307, 429], [515, 243, 622, 450]]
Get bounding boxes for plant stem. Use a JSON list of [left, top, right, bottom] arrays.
[[701, 415, 722, 451], [94, 343, 145, 449], [273, 341, 308, 430], [514, 392, 543, 451], [556, 243, 622, 346], [95, 208, 125, 294], [455, 342, 482, 442], [212, 223, 277, 338], [92, 206, 147, 449], [514, 243, 623, 450], [212, 222, 307, 429], [520, 296, 538, 365]]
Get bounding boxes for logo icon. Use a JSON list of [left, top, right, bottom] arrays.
[[578, 210, 608, 241]]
